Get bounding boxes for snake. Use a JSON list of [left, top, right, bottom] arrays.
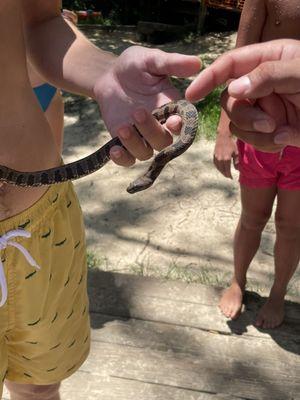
[[0, 99, 198, 194]]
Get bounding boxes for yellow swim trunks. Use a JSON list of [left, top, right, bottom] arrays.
[[0, 181, 90, 396]]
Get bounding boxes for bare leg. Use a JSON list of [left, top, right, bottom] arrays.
[[5, 381, 61, 400], [255, 189, 300, 329], [219, 185, 277, 319]]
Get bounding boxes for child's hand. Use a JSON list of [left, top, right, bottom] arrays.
[[186, 39, 300, 151], [213, 134, 238, 179], [220, 90, 286, 153], [94, 46, 200, 167]]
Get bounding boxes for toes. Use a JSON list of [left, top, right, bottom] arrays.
[[222, 306, 231, 318], [228, 309, 234, 319], [269, 317, 282, 329], [255, 302, 284, 329], [219, 303, 233, 318], [263, 320, 270, 329], [230, 308, 241, 320], [220, 304, 241, 320], [219, 285, 243, 320], [256, 313, 283, 329], [255, 314, 264, 327]]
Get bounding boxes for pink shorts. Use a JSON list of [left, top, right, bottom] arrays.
[[237, 140, 300, 190]]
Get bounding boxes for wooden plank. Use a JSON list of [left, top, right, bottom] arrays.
[[6, 377, 215, 400], [90, 314, 300, 370], [88, 271, 300, 341], [89, 315, 300, 398], [1, 367, 248, 400], [82, 339, 299, 400], [60, 372, 246, 400], [4, 274, 299, 399], [2, 366, 248, 400], [88, 271, 300, 312]]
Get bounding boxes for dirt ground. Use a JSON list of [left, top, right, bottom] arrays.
[[63, 29, 300, 296]]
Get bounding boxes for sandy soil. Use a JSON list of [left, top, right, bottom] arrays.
[[63, 29, 300, 296]]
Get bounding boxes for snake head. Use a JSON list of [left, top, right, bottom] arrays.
[[126, 176, 154, 194]]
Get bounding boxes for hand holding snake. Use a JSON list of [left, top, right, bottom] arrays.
[[0, 46, 200, 192], [0, 100, 198, 193]]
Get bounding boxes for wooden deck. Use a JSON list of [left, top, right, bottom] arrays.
[[3, 271, 300, 399]]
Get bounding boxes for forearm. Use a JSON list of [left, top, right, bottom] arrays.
[[216, 0, 267, 137], [217, 109, 232, 137], [25, 15, 116, 98]]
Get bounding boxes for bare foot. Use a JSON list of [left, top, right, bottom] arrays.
[[255, 292, 285, 329], [219, 281, 244, 319]]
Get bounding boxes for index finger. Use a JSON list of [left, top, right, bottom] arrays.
[[185, 39, 291, 102]]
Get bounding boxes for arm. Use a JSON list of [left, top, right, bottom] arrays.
[[23, 0, 200, 168], [22, 0, 115, 98], [235, 0, 267, 47], [217, 0, 267, 125], [186, 39, 300, 150], [214, 0, 267, 177]]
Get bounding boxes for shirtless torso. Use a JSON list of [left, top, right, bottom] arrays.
[[237, 0, 300, 46], [28, 64, 64, 152], [0, 0, 61, 220], [263, 0, 300, 40]]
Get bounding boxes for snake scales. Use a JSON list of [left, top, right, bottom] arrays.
[[0, 100, 198, 194]]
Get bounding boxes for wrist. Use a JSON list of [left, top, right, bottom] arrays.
[[216, 128, 233, 138], [92, 54, 117, 103]]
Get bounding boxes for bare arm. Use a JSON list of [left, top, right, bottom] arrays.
[[236, 0, 267, 47], [214, 0, 267, 177], [22, 0, 115, 98], [22, 0, 201, 168], [219, 0, 267, 134]]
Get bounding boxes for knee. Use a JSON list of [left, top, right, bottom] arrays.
[[5, 381, 60, 400], [240, 209, 271, 232], [275, 213, 300, 240]]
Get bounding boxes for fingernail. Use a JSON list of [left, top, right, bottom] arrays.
[[253, 119, 273, 133], [229, 76, 251, 96], [118, 127, 131, 140], [274, 132, 289, 144], [110, 148, 122, 159], [133, 109, 146, 123]]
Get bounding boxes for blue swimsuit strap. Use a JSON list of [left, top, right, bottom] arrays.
[[33, 83, 57, 112]]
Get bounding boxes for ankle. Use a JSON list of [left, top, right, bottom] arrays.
[[232, 277, 247, 290], [269, 283, 287, 300]]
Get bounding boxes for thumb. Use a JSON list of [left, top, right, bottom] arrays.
[[274, 126, 300, 147], [228, 58, 300, 99]]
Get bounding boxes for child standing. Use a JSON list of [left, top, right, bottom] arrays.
[[215, 0, 300, 329], [0, 2, 200, 399]]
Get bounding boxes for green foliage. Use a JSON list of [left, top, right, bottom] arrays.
[[197, 86, 224, 140], [87, 250, 108, 270]]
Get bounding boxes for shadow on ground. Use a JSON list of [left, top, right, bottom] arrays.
[[227, 291, 300, 355], [87, 269, 300, 399]]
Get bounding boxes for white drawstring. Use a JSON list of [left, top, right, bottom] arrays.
[[0, 229, 40, 307]]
